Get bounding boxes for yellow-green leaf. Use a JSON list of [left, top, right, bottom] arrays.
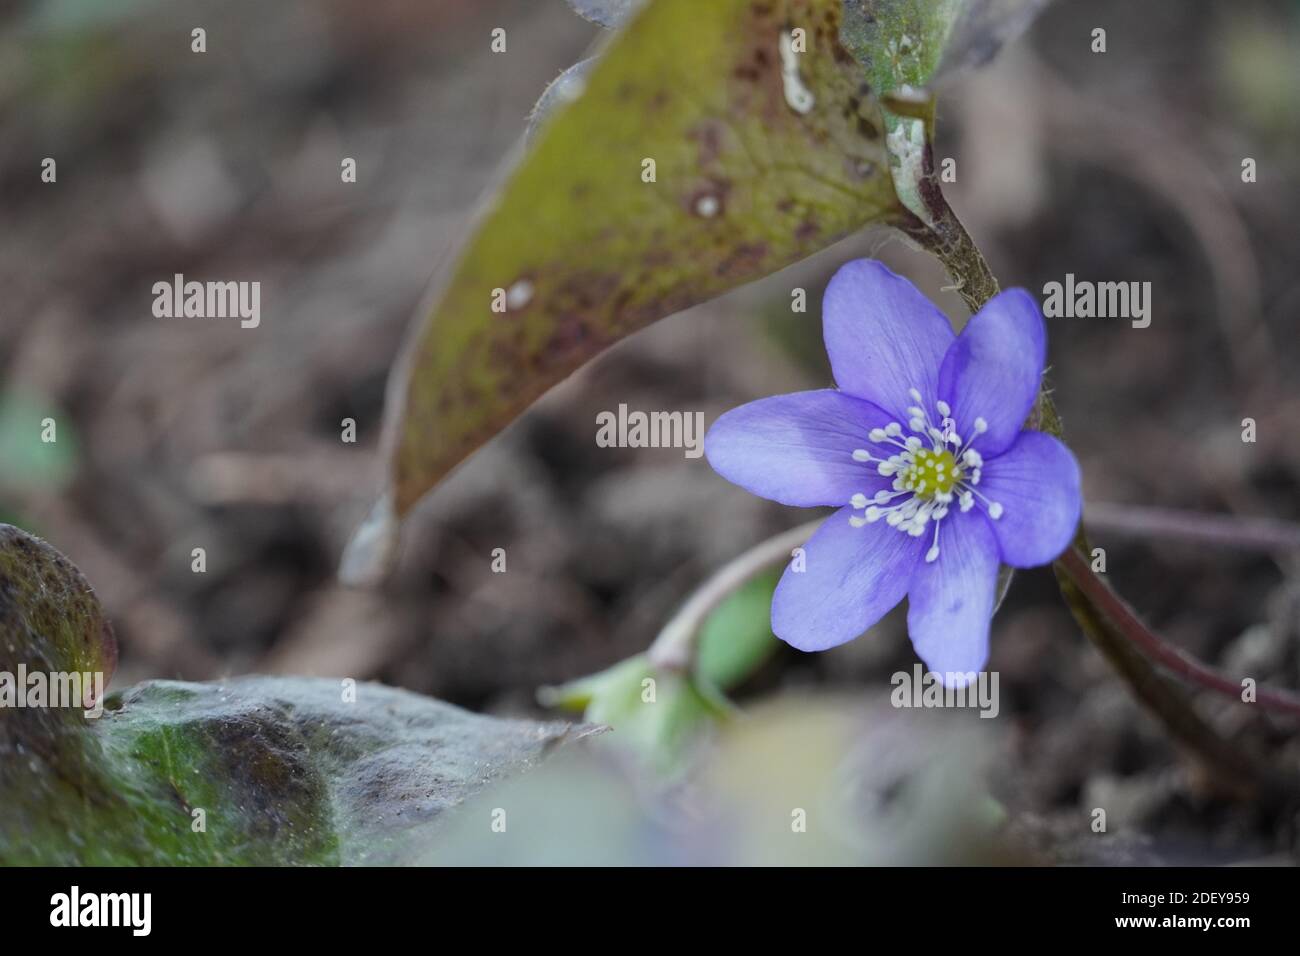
[[376, 0, 902, 527]]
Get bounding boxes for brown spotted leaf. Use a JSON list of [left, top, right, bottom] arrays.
[[359, 0, 903, 562], [0, 525, 591, 864]]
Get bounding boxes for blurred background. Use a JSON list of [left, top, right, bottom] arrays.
[[3, 0, 1300, 862]]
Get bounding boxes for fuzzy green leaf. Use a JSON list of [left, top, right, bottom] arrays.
[[0, 525, 587, 865]]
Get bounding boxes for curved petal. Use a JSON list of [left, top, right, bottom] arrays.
[[938, 288, 1045, 457], [704, 390, 896, 507], [905, 511, 1000, 685], [977, 430, 1082, 568], [822, 260, 954, 423], [771, 506, 923, 651]]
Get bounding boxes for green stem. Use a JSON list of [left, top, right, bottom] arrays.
[[647, 519, 820, 673]]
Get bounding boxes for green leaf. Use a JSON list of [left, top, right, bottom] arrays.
[[839, 0, 1050, 218], [0, 525, 588, 865], [840, 0, 962, 97], [695, 569, 780, 690], [539, 654, 726, 775], [539, 571, 779, 772], [840, 0, 1050, 93], [370, 0, 902, 532], [0, 391, 79, 493], [526, 57, 596, 146]]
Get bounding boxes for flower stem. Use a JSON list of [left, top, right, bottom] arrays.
[[1057, 546, 1300, 719], [647, 519, 821, 673], [893, 141, 1001, 315], [900, 182, 1284, 793]]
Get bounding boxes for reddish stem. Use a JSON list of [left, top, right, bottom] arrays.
[[1058, 547, 1300, 719]]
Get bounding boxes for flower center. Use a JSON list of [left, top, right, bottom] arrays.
[[900, 447, 958, 498], [848, 388, 1003, 564]]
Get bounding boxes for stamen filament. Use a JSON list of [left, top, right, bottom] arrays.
[[849, 389, 1005, 552]]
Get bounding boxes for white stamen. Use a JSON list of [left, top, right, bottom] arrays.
[[847, 388, 1013, 566]]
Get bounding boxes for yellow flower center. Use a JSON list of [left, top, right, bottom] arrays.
[[901, 448, 958, 498]]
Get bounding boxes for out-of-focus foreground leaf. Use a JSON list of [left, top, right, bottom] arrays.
[[361, 0, 903, 561], [425, 698, 1014, 865], [0, 525, 588, 865]]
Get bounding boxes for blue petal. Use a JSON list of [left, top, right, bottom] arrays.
[[772, 506, 923, 651], [705, 390, 897, 507], [977, 430, 1082, 568], [938, 288, 1045, 457], [823, 260, 954, 424], [906, 511, 1000, 683]]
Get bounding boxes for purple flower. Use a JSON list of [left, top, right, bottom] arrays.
[[705, 260, 1081, 682]]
